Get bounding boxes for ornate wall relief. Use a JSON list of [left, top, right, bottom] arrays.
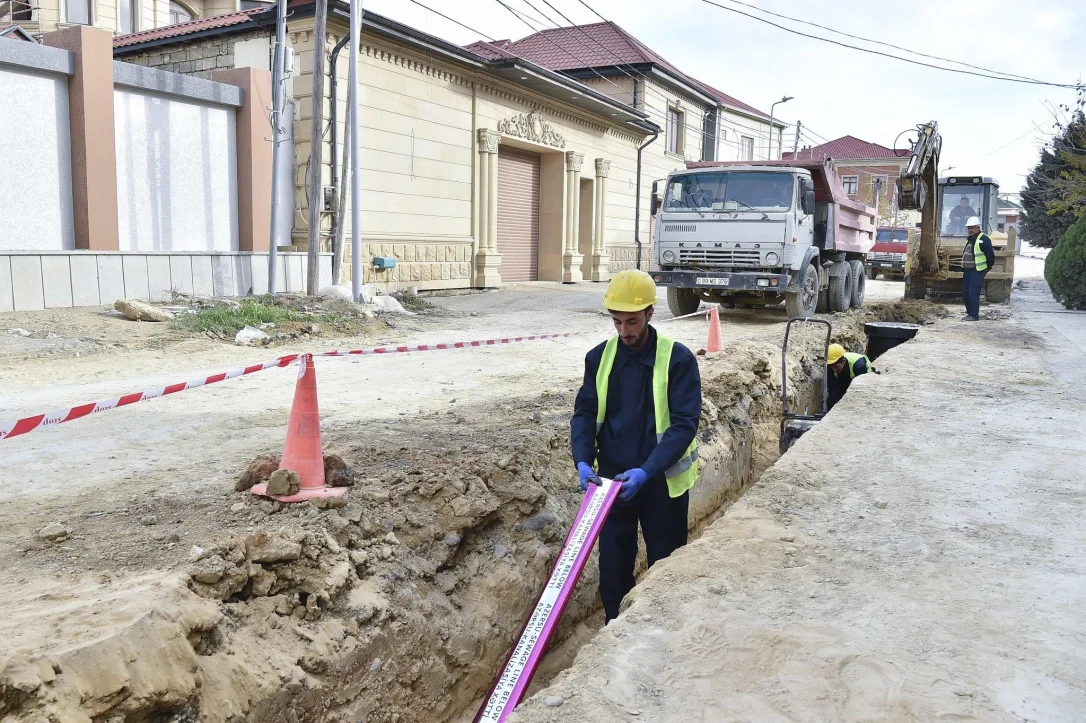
[[497, 110, 566, 149]]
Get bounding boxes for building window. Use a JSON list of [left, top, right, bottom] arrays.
[[240, 0, 272, 8], [119, 0, 137, 33], [667, 107, 685, 156], [740, 135, 754, 161], [997, 222, 1005, 232], [169, 0, 194, 24], [66, 0, 91, 25], [842, 175, 859, 194]]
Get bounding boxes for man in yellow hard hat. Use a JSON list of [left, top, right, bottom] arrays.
[[571, 270, 702, 622], [826, 343, 870, 411]]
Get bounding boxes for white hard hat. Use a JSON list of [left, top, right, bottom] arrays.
[[966, 216, 982, 227]]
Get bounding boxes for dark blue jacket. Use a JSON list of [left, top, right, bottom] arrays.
[[571, 326, 701, 481]]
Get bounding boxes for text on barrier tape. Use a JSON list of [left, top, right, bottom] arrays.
[[0, 332, 590, 442], [474, 477, 621, 723]]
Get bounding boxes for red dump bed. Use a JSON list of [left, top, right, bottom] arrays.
[[686, 159, 877, 255]]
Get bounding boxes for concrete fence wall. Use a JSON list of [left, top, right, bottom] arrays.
[[0, 30, 272, 311], [0, 38, 76, 252], [0, 251, 332, 312], [114, 87, 240, 253]]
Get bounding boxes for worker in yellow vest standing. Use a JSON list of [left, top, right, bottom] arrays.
[[826, 343, 871, 411], [962, 216, 996, 321], [571, 270, 702, 622]]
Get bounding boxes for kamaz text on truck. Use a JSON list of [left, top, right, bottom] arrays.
[[649, 160, 876, 318]]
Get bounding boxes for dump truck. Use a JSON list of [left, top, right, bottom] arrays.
[[897, 122, 1015, 302], [649, 160, 877, 318]]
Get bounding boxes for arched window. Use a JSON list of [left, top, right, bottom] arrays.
[[168, 0, 195, 24]]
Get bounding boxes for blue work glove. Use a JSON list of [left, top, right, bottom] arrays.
[[577, 462, 600, 492], [615, 468, 649, 501]]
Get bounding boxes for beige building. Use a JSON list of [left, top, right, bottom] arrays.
[[1, 0, 271, 39], [110, 3, 783, 292]]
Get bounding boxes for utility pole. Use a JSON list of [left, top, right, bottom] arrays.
[[306, 0, 329, 295], [267, 0, 289, 295], [792, 120, 802, 156], [349, 0, 364, 301]]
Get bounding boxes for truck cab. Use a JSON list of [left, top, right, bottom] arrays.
[[650, 161, 875, 318]]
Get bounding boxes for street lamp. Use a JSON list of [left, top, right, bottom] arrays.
[[767, 95, 793, 160]]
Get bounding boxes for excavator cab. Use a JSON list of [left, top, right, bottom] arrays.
[[938, 177, 999, 238]]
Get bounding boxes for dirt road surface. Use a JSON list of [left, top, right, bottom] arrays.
[[511, 258, 1086, 722]]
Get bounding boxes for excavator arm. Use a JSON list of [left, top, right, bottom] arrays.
[[897, 122, 942, 295]]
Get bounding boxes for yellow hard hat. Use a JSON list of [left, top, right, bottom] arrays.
[[827, 343, 846, 364], [603, 270, 657, 312]]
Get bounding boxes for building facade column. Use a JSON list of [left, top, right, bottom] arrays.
[[592, 158, 611, 282], [475, 129, 502, 287], [563, 151, 584, 283], [213, 67, 273, 252], [43, 26, 119, 251]]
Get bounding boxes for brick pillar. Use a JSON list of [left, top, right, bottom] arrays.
[[43, 26, 119, 251], [213, 67, 274, 252]]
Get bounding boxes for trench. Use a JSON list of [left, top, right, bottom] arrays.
[[1, 302, 940, 723]]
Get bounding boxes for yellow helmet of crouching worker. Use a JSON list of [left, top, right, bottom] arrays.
[[603, 270, 658, 312], [827, 343, 846, 364]]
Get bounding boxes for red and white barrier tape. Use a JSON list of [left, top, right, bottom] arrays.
[[474, 477, 621, 722], [658, 307, 712, 322], [0, 355, 302, 441], [0, 332, 590, 442], [315, 331, 588, 358]]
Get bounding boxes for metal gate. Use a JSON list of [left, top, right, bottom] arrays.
[[497, 147, 540, 282]]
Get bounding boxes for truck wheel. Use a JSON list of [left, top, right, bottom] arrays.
[[785, 263, 819, 318], [666, 287, 701, 317], [867, 267, 879, 280], [829, 262, 852, 312], [849, 260, 866, 307], [984, 279, 1007, 304]]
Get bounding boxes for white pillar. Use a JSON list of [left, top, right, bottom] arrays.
[[592, 158, 611, 281], [563, 151, 585, 283], [475, 129, 502, 287]]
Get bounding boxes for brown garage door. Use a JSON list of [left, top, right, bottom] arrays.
[[497, 147, 540, 282]]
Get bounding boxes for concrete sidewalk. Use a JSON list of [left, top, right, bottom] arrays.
[[511, 278, 1086, 721]]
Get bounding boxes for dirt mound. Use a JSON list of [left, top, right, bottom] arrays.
[[829, 300, 946, 354], [1, 341, 826, 723]]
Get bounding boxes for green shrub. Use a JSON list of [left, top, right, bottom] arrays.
[[1045, 213, 1086, 310]]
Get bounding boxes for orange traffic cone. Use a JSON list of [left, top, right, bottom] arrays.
[[706, 306, 724, 353], [251, 354, 348, 502]]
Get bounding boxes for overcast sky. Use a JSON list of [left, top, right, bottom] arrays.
[[361, 0, 1085, 194]]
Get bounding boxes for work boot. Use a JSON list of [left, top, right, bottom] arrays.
[[964, 315, 980, 322]]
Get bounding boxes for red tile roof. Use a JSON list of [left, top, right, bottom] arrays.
[[783, 135, 906, 160], [114, 7, 268, 49], [465, 21, 772, 121]]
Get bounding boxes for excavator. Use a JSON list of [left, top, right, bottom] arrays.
[[897, 121, 1015, 302]]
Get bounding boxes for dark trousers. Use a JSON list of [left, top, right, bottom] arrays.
[[962, 268, 987, 318], [598, 477, 689, 621]]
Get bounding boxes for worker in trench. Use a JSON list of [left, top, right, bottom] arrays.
[[962, 216, 996, 322], [570, 270, 702, 623], [826, 343, 871, 411]]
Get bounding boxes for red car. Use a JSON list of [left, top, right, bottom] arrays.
[[867, 227, 909, 280]]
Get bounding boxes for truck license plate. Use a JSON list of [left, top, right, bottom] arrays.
[[696, 277, 730, 286]]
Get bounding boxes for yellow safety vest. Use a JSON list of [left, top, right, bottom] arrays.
[[594, 334, 699, 498], [966, 233, 990, 272], [841, 352, 870, 379]]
